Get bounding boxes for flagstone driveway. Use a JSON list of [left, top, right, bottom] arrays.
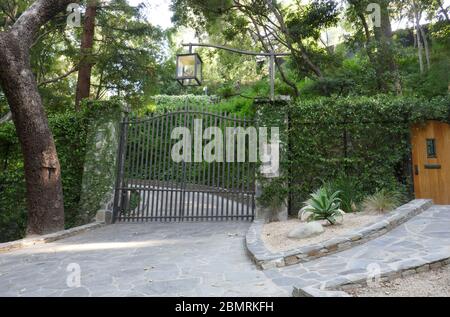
[[0, 222, 288, 297], [2, 205, 450, 297]]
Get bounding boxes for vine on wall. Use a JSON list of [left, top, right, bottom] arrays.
[[256, 95, 450, 214], [0, 99, 124, 242]]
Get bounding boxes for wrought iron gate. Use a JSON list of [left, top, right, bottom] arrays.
[[112, 105, 256, 222]]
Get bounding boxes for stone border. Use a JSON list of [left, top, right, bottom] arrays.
[[246, 199, 432, 270], [293, 255, 450, 297], [0, 222, 104, 253]]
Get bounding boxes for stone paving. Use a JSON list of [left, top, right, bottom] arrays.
[[1, 205, 449, 297], [266, 205, 450, 294], [0, 222, 288, 297], [247, 199, 431, 269]]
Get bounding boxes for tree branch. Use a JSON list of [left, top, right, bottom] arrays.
[[10, 0, 79, 47], [38, 65, 79, 87]]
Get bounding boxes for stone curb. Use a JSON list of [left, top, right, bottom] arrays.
[[293, 255, 450, 297], [245, 199, 432, 270], [0, 222, 105, 253]]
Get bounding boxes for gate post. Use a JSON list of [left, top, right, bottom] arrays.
[[79, 100, 127, 224], [253, 97, 290, 222], [112, 112, 129, 223]]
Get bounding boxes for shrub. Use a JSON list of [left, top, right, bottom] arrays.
[[300, 187, 345, 225], [322, 175, 363, 213], [362, 189, 403, 213], [254, 95, 450, 215], [150, 94, 220, 112]]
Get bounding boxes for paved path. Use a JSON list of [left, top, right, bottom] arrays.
[[0, 222, 287, 297], [266, 205, 450, 293], [1, 205, 449, 297]]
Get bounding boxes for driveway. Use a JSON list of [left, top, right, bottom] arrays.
[[0, 222, 288, 297], [267, 205, 450, 291]]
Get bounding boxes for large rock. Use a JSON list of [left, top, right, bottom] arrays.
[[288, 222, 324, 239]]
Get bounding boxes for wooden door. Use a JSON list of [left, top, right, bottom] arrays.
[[411, 120, 450, 204]]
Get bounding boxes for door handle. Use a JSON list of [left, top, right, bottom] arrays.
[[414, 165, 419, 175]]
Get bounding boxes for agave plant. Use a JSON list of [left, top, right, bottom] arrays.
[[300, 187, 345, 225]]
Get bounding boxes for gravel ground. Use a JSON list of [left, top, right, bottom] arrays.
[[349, 265, 450, 297], [262, 212, 381, 253]]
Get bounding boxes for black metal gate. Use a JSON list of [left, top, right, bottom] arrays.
[[112, 105, 256, 222]]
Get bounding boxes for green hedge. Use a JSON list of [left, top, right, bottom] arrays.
[[257, 95, 450, 213], [135, 94, 220, 116], [0, 122, 26, 241], [136, 94, 255, 118], [0, 100, 123, 242], [0, 110, 89, 242]]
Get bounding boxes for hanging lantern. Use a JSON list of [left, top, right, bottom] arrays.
[[176, 53, 203, 86]]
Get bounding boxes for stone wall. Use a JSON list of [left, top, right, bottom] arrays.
[[78, 101, 125, 224], [246, 199, 432, 269]]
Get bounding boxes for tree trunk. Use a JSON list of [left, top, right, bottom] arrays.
[[416, 28, 424, 74], [0, 32, 64, 235], [75, 0, 97, 109], [373, 0, 402, 94], [356, 11, 384, 91], [419, 24, 430, 71], [413, 4, 425, 74], [0, 0, 79, 235]]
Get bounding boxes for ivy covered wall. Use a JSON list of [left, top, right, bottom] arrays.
[[256, 95, 450, 214], [0, 99, 124, 242], [78, 99, 124, 223], [0, 110, 88, 241]]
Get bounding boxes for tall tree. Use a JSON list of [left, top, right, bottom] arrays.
[[347, 0, 402, 94], [75, 0, 98, 109], [0, 0, 77, 235], [171, 0, 340, 96]]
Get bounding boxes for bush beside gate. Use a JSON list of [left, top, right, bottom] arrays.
[[256, 95, 450, 214]]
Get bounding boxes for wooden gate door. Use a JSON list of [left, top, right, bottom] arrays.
[[411, 120, 450, 204]]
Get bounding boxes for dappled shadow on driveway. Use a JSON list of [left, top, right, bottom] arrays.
[[0, 222, 288, 297]]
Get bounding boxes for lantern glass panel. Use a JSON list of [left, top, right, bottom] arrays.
[[176, 53, 202, 86], [177, 54, 196, 78]]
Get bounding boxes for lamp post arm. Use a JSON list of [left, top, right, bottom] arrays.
[[182, 43, 290, 57], [181, 43, 290, 100]]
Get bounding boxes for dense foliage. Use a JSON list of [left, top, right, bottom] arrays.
[[170, 0, 450, 99], [0, 100, 123, 242], [0, 110, 87, 241], [257, 95, 450, 213], [0, 0, 449, 239]]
